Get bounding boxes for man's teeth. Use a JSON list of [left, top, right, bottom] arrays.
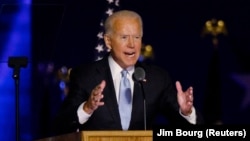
[[125, 52, 135, 55], [128, 54, 135, 57]]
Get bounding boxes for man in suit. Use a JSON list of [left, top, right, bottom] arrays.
[[53, 10, 203, 135]]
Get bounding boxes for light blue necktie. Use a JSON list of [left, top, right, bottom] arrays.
[[118, 70, 132, 130]]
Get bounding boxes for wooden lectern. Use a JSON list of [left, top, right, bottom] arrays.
[[35, 130, 153, 141]]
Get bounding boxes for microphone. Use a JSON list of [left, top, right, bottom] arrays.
[[133, 67, 146, 83], [133, 67, 147, 130], [8, 56, 28, 79]]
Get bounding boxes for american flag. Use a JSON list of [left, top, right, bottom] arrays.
[[94, 0, 120, 61]]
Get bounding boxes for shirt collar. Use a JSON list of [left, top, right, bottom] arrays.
[[108, 55, 134, 77]]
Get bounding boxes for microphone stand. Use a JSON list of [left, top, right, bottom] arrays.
[[138, 81, 147, 130], [8, 57, 28, 141], [13, 67, 20, 141]]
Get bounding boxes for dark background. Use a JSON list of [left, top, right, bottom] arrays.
[[1, 0, 250, 141]]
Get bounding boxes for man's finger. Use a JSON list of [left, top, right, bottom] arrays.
[[99, 80, 106, 91], [93, 80, 106, 95], [175, 81, 183, 93]]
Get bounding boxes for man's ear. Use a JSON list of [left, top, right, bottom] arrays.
[[104, 34, 111, 50]]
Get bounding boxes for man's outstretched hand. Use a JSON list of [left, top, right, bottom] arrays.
[[83, 80, 106, 114], [176, 81, 194, 116]]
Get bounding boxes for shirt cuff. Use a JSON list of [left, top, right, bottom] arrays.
[[77, 102, 92, 124], [179, 106, 197, 124]]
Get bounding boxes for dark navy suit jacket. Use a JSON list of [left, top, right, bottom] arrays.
[[53, 54, 203, 135]]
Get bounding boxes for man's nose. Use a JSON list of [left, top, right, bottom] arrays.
[[128, 36, 135, 47]]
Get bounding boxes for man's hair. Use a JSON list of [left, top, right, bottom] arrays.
[[104, 10, 143, 35]]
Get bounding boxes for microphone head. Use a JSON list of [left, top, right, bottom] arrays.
[[133, 67, 146, 82], [8, 56, 28, 68]]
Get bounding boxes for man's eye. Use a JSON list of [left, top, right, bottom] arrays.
[[134, 36, 142, 40], [121, 36, 127, 39]]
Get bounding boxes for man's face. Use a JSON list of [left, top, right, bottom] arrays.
[[105, 17, 142, 69]]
